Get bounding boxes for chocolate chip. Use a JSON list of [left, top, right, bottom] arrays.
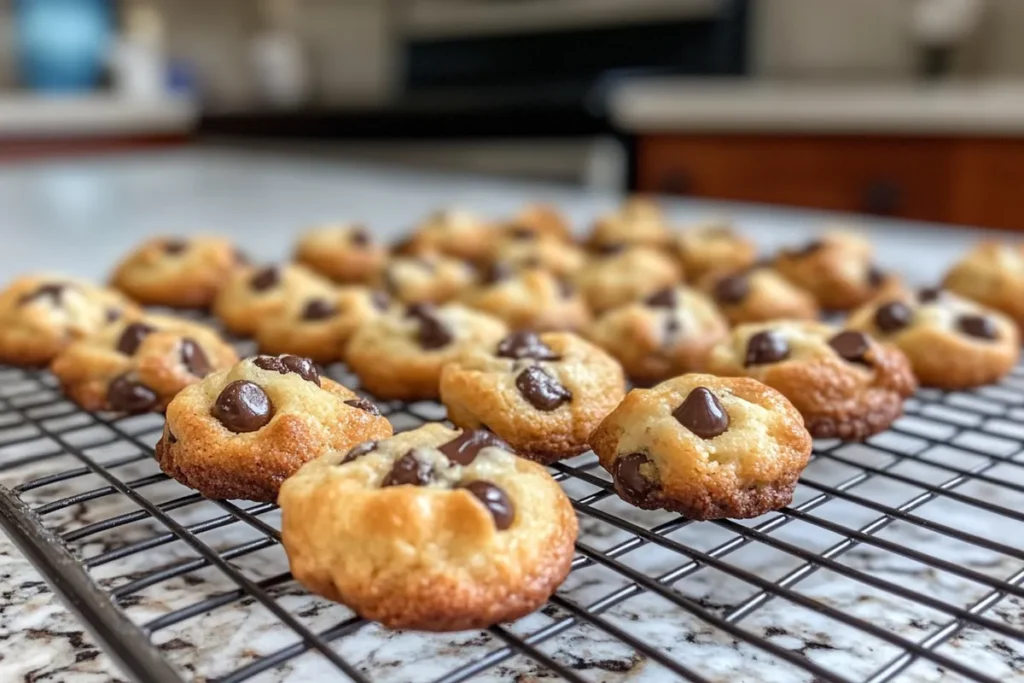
[[828, 331, 871, 365], [212, 380, 273, 433], [458, 481, 515, 530], [381, 449, 434, 487], [252, 354, 320, 385], [644, 287, 677, 308], [496, 331, 560, 360], [350, 226, 370, 247], [615, 453, 657, 500], [918, 287, 942, 303], [18, 283, 66, 306], [167, 430, 177, 444], [867, 265, 885, 288], [515, 366, 572, 411], [370, 290, 390, 312], [484, 261, 514, 285], [508, 225, 535, 240], [105, 308, 122, 323], [302, 298, 336, 321], [116, 322, 156, 356], [164, 239, 187, 255], [341, 440, 377, 464], [250, 266, 279, 291], [787, 240, 822, 257], [745, 330, 790, 366], [957, 315, 998, 340], [344, 398, 381, 416], [107, 375, 158, 414], [406, 304, 453, 350], [596, 243, 626, 256], [672, 387, 729, 439], [180, 338, 212, 377], [874, 301, 912, 333], [713, 275, 749, 305], [439, 429, 510, 465], [663, 314, 682, 346]]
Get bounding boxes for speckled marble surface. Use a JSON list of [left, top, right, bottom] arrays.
[[0, 149, 1023, 683]]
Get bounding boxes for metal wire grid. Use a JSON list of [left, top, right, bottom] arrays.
[[0, 342, 1022, 682]]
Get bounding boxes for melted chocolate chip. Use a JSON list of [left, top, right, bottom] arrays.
[[181, 338, 212, 377], [663, 314, 682, 346], [116, 322, 156, 356], [828, 331, 871, 365], [787, 240, 823, 258], [350, 227, 370, 247], [867, 265, 885, 288], [344, 398, 381, 416], [496, 331, 560, 361], [644, 287, 677, 308], [381, 449, 434, 487], [250, 266, 280, 291], [164, 239, 187, 255], [439, 429, 510, 465], [515, 366, 572, 411], [302, 298, 336, 321], [874, 301, 912, 333], [595, 243, 626, 256], [745, 330, 790, 366], [252, 354, 320, 385], [957, 314, 998, 340], [341, 440, 377, 464], [508, 225, 535, 240], [107, 375, 158, 414], [18, 283, 67, 306], [615, 453, 657, 500], [484, 261, 514, 285], [672, 387, 729, 439], [105, 308, 122, 323], [713, 275, 749, 305], [458, 481, 515, 530], [918, 287, 943, 303], [212, 380, 273, 433], [406, 304, 453, 350], [370, 290, 390, 312]]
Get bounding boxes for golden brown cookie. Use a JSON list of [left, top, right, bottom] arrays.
[[486, 231, 586, 278], [212, 264, 334, 337], [278, 423, 577, 631], [50, 314, 237, 413], [942, 241, 1024, 331], [705, 321, 917, 440], [403, 208, 496, 263], [110, 235, 243, 308], [675, 220, 758, 283], [155, 355, 392, 501], [587, 197, 671, 251], [584, 286, 727, 383], [503, 203, 573, 242], [440, 331, 625, 463], [0, 275, 138, 367], [591, 374, 812, 519], [698, 265, 819, 326], [293, 223, 388, 285], [376, 252, 476, 305], [460, 265, 590, 332], [347, 303, 507, 400], [573, 245, 683, 313], [847, 288, 1020, 389]]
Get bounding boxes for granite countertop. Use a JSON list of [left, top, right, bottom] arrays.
[[0, 95, 197, 140], [0, 148, 1022, 683]]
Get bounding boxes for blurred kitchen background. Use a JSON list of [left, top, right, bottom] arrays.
[[4, 0, 1024, 229]]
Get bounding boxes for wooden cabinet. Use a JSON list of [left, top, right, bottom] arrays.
[[636, 134, 1024, 230]]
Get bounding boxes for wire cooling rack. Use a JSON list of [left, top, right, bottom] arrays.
[[1, 329, 1023, 683]]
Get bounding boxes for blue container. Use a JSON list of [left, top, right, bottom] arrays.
[[15, 0, 113, 93]]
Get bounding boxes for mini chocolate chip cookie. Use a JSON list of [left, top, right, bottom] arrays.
[[584, 285, 728, 383], [51, 314, 237, 414], [255, 287, 394, 363], [460, 266, 591, 332], [502, 203, 573, 242], [698, 265, 819, 326], [574, 245, 683, 313], [847, 289, 1020, 389], [705, 321, 917, 440], [587, 197, 671, 251], [591, 374, 812, 519], [0, 275, 139, 367], [212, 264, 334, 336], [942, 241, 1024, 331], [376, 252, 476, 305], [440, 331, 626, 462], [487, 232, 586, 278], [675, 220, 758, 283], [293, 222, 388, 285], [110, 235, 243, 308], [347, 303, 507, 400], [403, 208, 496, 263], [278, 423, 577, 631], [156, 355, 392, 501]]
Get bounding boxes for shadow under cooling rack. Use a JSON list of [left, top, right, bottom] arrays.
[[1, 355, 1023, 682]]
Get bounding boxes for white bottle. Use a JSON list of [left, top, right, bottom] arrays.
[[109, 0, 167, 101], [250, 0, 310, 109]]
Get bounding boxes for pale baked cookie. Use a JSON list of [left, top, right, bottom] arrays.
[[705, 321, 917, 440], [376, 253, 476, 304], [0, 275, 138, 367], [698, 265, 819, 326], [293, 222, 388, 285], [503, 203, 573, 242], [487, 231, 586, 278], [584, 286, 728, 383], [675, 220, 758, 283], [439, 331, 625, 462], [255, 287, 394, 363], [460, 265, 590, 332], [847, 288, 1020, 389], [212, 264, 334, 336], [591, 374, 812, 519], [278, 423, 577, 631], [573, 245, 683, 313], [943, 241, 1024, 331], [772, 232, 899, 311], [587, 197, 671, 251], [347, 303, 507, 400], [403, 208, 496, 263], [51, 314, 237, 414], [155, 355, 392, 501], [110, 235, 243, 308]]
